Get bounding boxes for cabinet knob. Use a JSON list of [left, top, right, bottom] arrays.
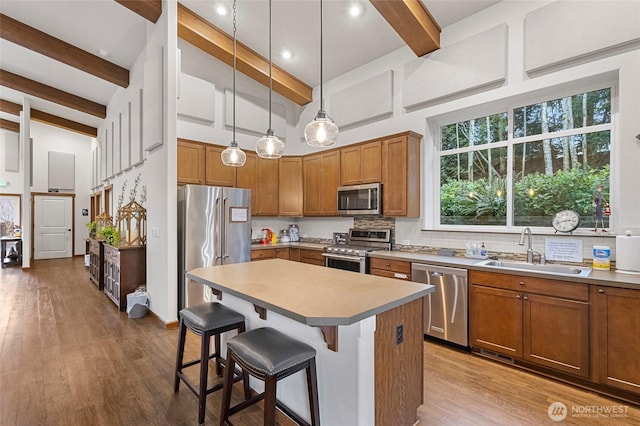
[[519, 281, 525, 286], [523, 296, 529, 301], [598, 289, 605, 294], [386, 263, 391, 267], [516, 294, 521, 299]]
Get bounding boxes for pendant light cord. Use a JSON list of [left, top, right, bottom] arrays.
[[232, 0, 237, 145], [268, 0, 273, 131], [319, 0, 324, 111]]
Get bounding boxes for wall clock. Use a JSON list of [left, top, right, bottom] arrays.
[[552, 209, 581, 233]]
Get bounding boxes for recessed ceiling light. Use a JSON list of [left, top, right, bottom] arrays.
[[281, 49, 294, 60], [216, 3, 229, 16], [349, 4, 364, 17]]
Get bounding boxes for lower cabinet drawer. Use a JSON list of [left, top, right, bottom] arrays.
[[251, 249, 275, 260], [370, 268, 411, 281]]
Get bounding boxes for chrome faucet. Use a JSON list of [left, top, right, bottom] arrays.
[[519, 227, 538, 264]]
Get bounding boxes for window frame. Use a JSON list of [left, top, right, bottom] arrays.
[[425, 80, 617, 235], [0, 193, 22, 237]]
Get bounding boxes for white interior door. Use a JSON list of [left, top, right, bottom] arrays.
[[34, 195, 73, 260]]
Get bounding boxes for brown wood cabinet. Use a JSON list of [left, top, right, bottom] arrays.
[[303, 150, 340, 216], [177, 139, 206, 185], [381, 132, 422, 217], [236, 152, 279, 216], [288, 247, 300, 262], [340, 140, 381, 185], [275, 247, 290, 259], [278, 157, 303, 216], [591, 285, 640, 393], [369, 258, 411, 281], [88, 238, 104, 290], [251, 248, 275, 261], [469, 270, 589, 378], [103, 244, 146, 312], [205, 145, 236, 187], [299, 248, 324, 266]]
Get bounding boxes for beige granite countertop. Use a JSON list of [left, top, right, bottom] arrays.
[[251, 242, 326, 250], [186, 259, 434, 326], [370, 251, 640, 290]]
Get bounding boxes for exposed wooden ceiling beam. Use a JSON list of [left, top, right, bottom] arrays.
[[370, 0, 440, 57], [0, 14, 129, 88], [0, 99, 21, 115], [31, 110, 98, 138], [0, 98, 97, 137], [177, 3, 313, 106], [0, 70, 106, 118], [114, 0, 162, 23], [0, 118, 19, 133]]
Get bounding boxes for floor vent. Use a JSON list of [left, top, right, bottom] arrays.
[[479, 349, 515, 364]]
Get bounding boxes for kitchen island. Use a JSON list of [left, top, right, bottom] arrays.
[[187, 259, 434, 426]]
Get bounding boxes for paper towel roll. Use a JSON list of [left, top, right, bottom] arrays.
[[616, 235, 640, 273]]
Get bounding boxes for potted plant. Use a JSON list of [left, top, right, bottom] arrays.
[[86, 221, 97, 238], [98, 225, 119, 247]]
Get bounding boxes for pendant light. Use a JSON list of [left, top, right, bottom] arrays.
[[221, 0, 246, 167], [304, 0, 338, 147], [256, 0, 285, 158]]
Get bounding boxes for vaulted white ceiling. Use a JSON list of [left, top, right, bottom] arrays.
[[0, 0, 499, 134]]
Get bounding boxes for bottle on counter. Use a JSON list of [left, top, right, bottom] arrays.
[[480, 242, 487, 257]]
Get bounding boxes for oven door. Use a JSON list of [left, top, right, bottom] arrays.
[[323, 253, 368, 274]]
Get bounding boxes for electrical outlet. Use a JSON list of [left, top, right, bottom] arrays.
[[151, 227, 160, 238], [396, 324, 403, 344]]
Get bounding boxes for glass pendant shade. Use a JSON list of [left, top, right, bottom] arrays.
[[256, 0, 285, 159], [305, 0, 338, 147], [305, 110, 339, 147], [221, 141, 246, 166], [256, 129, 285, 158]]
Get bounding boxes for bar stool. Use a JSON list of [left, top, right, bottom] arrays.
[[174, 302, 249, 426], [220, 327, 320, 426]]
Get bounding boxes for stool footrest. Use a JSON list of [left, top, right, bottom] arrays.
[[181, 352, 219, 370], [176, 367, 245, 398]]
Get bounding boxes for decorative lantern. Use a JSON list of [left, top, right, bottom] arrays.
[[95, 213, 113, 236], [117, 200, 147, 247]]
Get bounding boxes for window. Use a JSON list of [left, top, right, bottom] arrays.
[[438, 87, 611, 230], [0, 194, 21, 237]]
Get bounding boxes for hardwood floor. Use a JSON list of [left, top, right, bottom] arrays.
[[1, 257, 638, 425]]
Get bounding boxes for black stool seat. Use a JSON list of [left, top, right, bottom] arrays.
[[220, 327, 320, 426], [174, 302, 249, 426], [227, 327, 316, 376], [181, 302, 246, 333]]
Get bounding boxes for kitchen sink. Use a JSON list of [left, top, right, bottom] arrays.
[[477, 259, 591, 277]]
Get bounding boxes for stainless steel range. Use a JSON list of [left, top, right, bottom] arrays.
[[323, 228, 391, 273]]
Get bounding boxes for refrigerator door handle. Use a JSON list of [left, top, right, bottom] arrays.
[[214, 197, 223, 260], [222, 197, 229, 259]]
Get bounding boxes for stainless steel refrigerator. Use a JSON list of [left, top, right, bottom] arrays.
[[178, 185, 251, 309]]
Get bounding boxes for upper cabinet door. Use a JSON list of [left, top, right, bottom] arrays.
[[177, 139, 205, 185], [382, 133, 421, 217], [205, 145, 237, 187], [279, 157, 303, 216], [340, 140, 381, 185], [360, 140, 382, 184]]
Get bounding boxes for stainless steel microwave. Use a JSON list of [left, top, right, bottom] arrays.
[[337, 183, 382, 215]]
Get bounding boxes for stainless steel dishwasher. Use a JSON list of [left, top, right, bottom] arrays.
[[412, 263, 468, 347]]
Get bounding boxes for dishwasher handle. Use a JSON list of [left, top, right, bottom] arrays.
[[411, 263, 468, 281]]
